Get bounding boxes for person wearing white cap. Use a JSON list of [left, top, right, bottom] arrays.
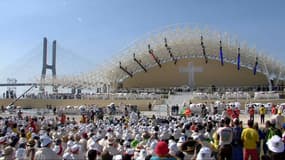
[[70, 144, 84, 160], [15, 148, 26, 160], [103, 138, 120, 156], [177, 136, 186, 149], [86, 139, 103, 158], [62, 152, 72, 160], [52, 145, 63, 157], [266, 135, 285, 159], [173, 128, 182, 140], [64, 139, 75, 153], [136, 149, 147, 160], [196, 147, 215, 160], [168, 141, 179, 156], [146, 139, 157, 155], [34, 135, 61, 160]]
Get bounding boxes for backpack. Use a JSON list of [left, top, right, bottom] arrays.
[[266, 127, 282, 141], [232, 127, 243, 147]]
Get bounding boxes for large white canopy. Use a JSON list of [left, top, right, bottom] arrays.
[[41, 25, 285, 89]]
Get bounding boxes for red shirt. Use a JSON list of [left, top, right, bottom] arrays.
[[232, 109, 240, 119], [249, 108, 255, 116], [190, 124, 196, 131], [227, 108, 233, 117], [60, 114, 66, 124], [272, 107, 277, 114]]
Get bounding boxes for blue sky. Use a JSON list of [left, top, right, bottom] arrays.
[[0, 0, 285, 83]]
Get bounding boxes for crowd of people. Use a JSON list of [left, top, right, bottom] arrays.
[[0, 102, 284, 160]]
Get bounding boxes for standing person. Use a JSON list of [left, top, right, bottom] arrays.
[[232, 107, 240, 120], [227, 106, 233, 119], [263, 120, 271, 155], [266, 135, 285, 160], [275, 110, 285, 130], [60, 113, 66, 125], [148, 102, 152, 111], [34, 135, 61, 160], [232, 118, 243, 160], [259, 105, 266, 124], [249, 106, 255, 123], [53, 106, 57, 115], [210, 102, 215, 115], [254, 122, 265, 157], [272, 105, 277, 115], [282, 123, 285, 143], [27, 139, 36, 160], [214, 105, 218, 115], [1, 105, 4, 112], [221, 108, 229, 119], [266, 119, 282, 142], [216, 117, 233, 160], [241, 120, 259, 160]]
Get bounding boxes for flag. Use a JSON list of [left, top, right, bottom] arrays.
[[253, 57, 258, 75], [219, 40, 224, 66], [201, 35, 208, 64], [237, 47, 241, 70]]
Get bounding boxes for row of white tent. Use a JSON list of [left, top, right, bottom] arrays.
[[72, 93, 161, 100], [253, 92, 280, 100], [191, 91, 280, 100]]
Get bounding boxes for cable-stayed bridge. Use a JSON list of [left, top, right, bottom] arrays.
[[0, 37, 102, 95]]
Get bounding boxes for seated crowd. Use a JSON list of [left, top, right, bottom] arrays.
[[0, 106, 284, 160]]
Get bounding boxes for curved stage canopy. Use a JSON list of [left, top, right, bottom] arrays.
[[48, 25, 285, 90]]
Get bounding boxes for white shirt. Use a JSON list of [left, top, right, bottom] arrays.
[[275, 114, 285, 129], [216, 127, 233, 146]]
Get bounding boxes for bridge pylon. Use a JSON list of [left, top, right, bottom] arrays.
[[40, 37, 57, 93]]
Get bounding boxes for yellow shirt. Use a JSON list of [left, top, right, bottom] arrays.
[[259, 107, 265, 115], [241, 128, 259, 149], [211, 132, 219, 151], [12, 128, 20, 135]]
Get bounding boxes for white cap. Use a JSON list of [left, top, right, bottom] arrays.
[[53, 145, 61, 155], [178, 136, 186, 143], [169, 142, 179, 155], [67, 140, 74, 148], [40, 135, 52, 147], [196, 147, 214, 160], [88, 141, 103, 152], [267, 135, 285, 153], [63, 152, 72, 160], [113, 155, 123, 160], [139, 149, 147, 157], [15, 148, 26, 159], [70, 144, 80, 153], [0, 136, 6, 144], [135, 134, 141, 141], [126, 148, 135, 155]]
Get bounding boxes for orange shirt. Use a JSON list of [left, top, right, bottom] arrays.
[[185, 108, 191, 117]]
